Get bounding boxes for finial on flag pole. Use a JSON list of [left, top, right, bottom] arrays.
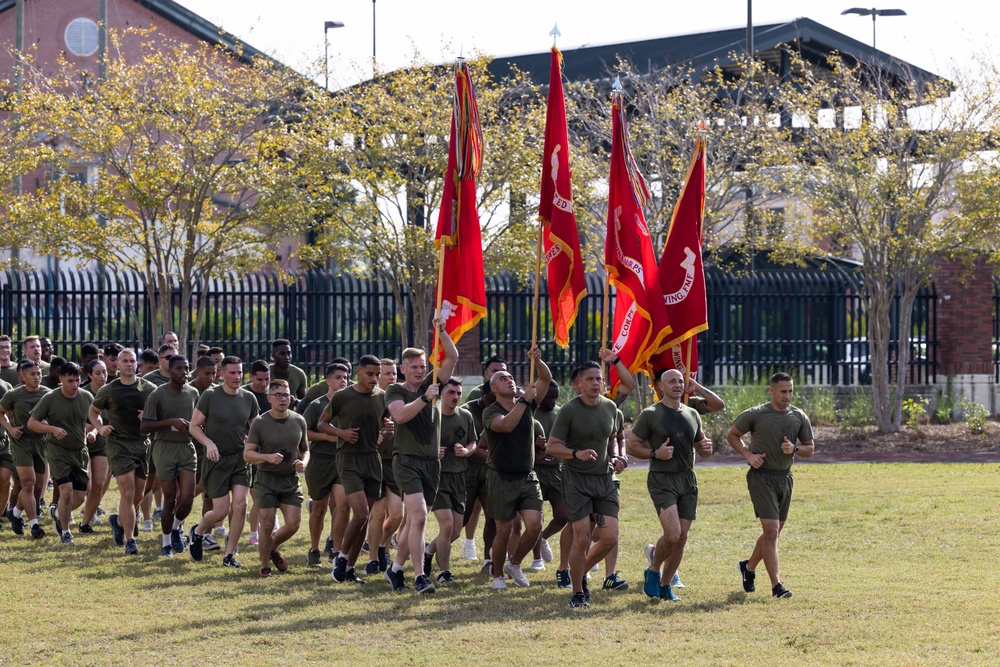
[[612, 74, 623, 91], [550, 23, 561, 46]]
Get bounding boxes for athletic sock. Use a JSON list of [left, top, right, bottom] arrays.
[[172, 517, 183, 530], [390, 562, 404, 573], [250, 530, 258, 540], [29, 518, 38, 527], [12, 507, 22, 518], [162, 533, 172, 547], [378, 546, 386, 560], [424, 543, 432, 555], [62, 529, 71, 537]]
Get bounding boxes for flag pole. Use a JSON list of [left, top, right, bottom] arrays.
[[683, 338, 692, 406], [601, 270, 610, 380], [529, 220, 543, 384]]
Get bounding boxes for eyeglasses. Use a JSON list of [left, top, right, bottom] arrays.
[[269, 393, 291, 399]]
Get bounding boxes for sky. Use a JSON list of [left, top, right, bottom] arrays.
[[174, 0, 1000, 88]]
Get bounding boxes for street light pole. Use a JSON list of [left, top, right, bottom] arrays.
[[841, 7, 906, 49], [324, 20, 345, 91], [372, 0, 377, 72]]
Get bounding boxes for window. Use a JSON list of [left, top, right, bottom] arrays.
[[64, 18, 99, 57]]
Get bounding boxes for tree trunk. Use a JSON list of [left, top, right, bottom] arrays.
[[865, 275, 900, 433]]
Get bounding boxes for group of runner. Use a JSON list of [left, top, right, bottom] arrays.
[[0, 328, 814, 607]]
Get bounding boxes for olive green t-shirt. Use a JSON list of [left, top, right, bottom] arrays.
[[303, 395, 336, 457], [0, 365, 20, 387], [196, 386, 260, 456], [30, 388, 94, 452], [385, 374, 440, 459], [143, 384, 199, 445], [441, 407, 477, 474], [0, 384, 51, 446], [298, 381, 329, 412], [142, 369, 170, 387], [464, 384, 484, 404], [533, 406, 560, 467], [242, 383, 271, 413], [551, 395, 619, 476], [732, 403, 814, 472], [484, 400, 537, 475], [188, 379, 215, 398], [92, 377, 157, 446], [631, 402, 704, 473], [269, 363, 308, 397], [322, 386, 386, 455], [248, 411, 308, 476]]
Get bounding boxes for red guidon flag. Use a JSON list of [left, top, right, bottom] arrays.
[[649, 136, 708, 381], [539, 47, 587, 348], [433, 60, 486, 362], [604, 91, 671, 396]]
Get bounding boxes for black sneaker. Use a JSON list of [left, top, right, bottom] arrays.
[[60, 532, 75, 546], [189, 528, 204, 562], [10, 513, 24, 535], [109, 514, 125, 546], [324, 536, 334, 562], [481, 559, 493, 575], [569, 591, 589, 608], [53, 513, 63, 536], [79, 523, 94, 534], [556, 569, 571, 588], [384, 567, 408, 592], [170, 528, 184, 554], [772, 583, 792, 599], [581, 576, 590, 602], [222, 554, 244, 568], [134, 509, 141, 537], [344, 568, 366, 585], [365, 560, 380, 576], [414, 574, 436, 594], [739, 560, 756, 593], [307, 549, 322, 568], [603, 572, 629, 591], [161, 545, 174, 557], [332, 555, 348, 582], [437, 569, 456, 584], [362, 539, 369, 553], [124, 538, 139, 556], [423, 544, 433, 576], [259, 566, 272, 578], [270, 550, 288, 573], [31, 523, 45, 539]]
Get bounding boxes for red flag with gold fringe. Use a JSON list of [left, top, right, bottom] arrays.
[[539, 47, 587, 348]]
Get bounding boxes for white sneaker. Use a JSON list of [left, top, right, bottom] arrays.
[[460, 538, 477, 561], [141, 519, 154, 532], [644, 543, 655, 569], [671, 571, 686, 588], [213, 525, 228, 538], [490, 576, 507, 590], [504, 561, 530, 588], [539, 537, 553, 562], [528, 558, 545, 572], [202, 534, 222, 551]]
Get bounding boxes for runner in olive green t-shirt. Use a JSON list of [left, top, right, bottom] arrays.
[[189, 356, 260, 566], [726, 372, 815, 600], [245, 379, 309, 578], [425, 377, 478, 584], [628, 369, 713, 601], [482, 346, 551, 592], [383, 321, 457, 595], [366, 358, 402, 576], [28, 362, 94, 546], [546, 360, 624, 608], [530, 380, 566, 572], [321, 356, 389, 583], [0, 361, 51, 537], [269, 338, 308, 402]]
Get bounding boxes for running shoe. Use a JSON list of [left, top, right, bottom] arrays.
[[414, 574, 435, 594], [644, 543, 655, 569], [60, 532, 75, 546], [739, 560, 756, 593], [259, 566, 272, 578], [152, 508, 163, 521], [324, 536, 334, 561], [307, 549, 322, 568], [671, 571, 686, 589], [249, 533, 259, 546], [527, 559, 545, 572], [602, 572, 629, 591], [160, 545, 174, 558], [79, 523, 94, 534], [213, 525, 228, 538], [490, 576, 507, 590], [568, 592, 589, 608], [189, 527, 204, 562], [365, 560, 381, 576], [423, 543, 433, 576], [460, 539, 478, 561], [437, 570, 456, 584], [109, 514, 125, 546], [10, 513, 25, 535], [141, 519, 153, 533], [582, 576, 590, 602], [643, 568, 661, 598], [270, 550, 288, 573], [384, 567, 408, 592], [480, 559, 493, 575], [539, 537, 553, 563], [659, 585, 681, 602], [31, 523, 45, 539], [170, 528, 184, 554], [772, 583, 792, 599], [556, 569, 571, 588], [504, 562, 530, 588], [124, 538, 139, 556], [344, 569, 366, 585], [202, 534, 222, 552], [222, 554, 244, 568], [332, 555, 348, 582]]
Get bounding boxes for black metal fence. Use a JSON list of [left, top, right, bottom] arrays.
[[1, 265, 939, 385]]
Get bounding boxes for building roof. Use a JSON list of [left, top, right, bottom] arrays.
[[488, 17, 946, 89], [0, 0, 269, 64]]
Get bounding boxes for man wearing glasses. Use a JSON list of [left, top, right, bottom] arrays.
[[245, 379, 309, 578]]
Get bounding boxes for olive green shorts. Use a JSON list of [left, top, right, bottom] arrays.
[[534, 464, 563, 503], [11, 437, 47, 473], [486, 468, 542, 522], [431, 470, 467, 513], [305, 453, 339, 501], [648, 469, 698, 521], [106, 439, 149, 479], [393, 454, 440, 505], [194, 442, 206, 484], [337, 451, 383, 501], [202, 452, 250, 500], [562, 470, 619, 522], [465, 460, 488, 501], [152, 440, 197, 482], [747, 468, 794, 521], [254, 470, 303, 509], [0, 445, 13, 471], [47, 444, 90, 492], [380, 457, 399, 497]]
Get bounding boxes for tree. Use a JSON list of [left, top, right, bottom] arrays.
[[782, 54, 999, 432], [6, 29, 330, 352], [299, 54, 545, 350], [565, 55, 802, 267]]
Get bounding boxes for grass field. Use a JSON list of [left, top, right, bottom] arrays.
[[1, 462, 998, 666]]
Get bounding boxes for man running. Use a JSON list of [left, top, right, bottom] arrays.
[[142, 344, 177, 387], [189, 356, 260, 567], [90, 348, 157, 555], [0, 360, 50, 538], [242, 359, 270, 546], [28, 362, 94, 546], [628, 369, 713, 602], [0, 335, 19, 386], [529, 380, 565, 574], [482, 347, 551, 591], [269, 339, 308, 403], [245, 379, 309, 578], [727, 372, 814, 599], [141, 355, 199, 557], [383, 321, 458, 594], [365, 358, 401, 575]]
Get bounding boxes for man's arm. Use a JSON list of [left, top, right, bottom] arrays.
[[546, 435, 598, 462], [782, 436, 815, 458], [435, 318, 459, 382], [87, 404, 113, 437], [190, 408, 222, 462], [688, 378, 725, 412], [599, 348, 636, 400], [244, 439, 280, 466], [527, 347, 552, 400], [726, 425, 764, 468]]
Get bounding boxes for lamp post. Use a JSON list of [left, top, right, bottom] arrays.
[[841, 7, 906, 49], [372, 0, 377, 72], [324, 20, 345, 91]]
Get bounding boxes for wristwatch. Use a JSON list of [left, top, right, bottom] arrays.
[[517, 396, 528, 405], [420, 395, 430, 404], [793, 445, 800, 454]]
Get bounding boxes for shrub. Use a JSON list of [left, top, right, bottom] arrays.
[[959, 397, 990, 435], [839, 391, 875, 438], [902, 396, 929, 431]]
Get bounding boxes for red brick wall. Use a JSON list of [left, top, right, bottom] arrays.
[[933, 256, 993, 376]]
